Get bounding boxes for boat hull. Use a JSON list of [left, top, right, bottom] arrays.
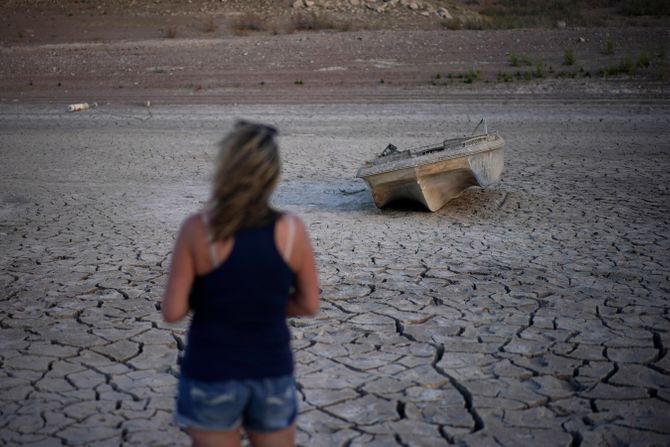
[[359, 141, 504, 212]]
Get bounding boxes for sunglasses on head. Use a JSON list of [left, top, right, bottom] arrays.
[[235, 120, 278, 138]]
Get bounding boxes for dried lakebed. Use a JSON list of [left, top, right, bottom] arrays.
[[0, 99, 669, 446]]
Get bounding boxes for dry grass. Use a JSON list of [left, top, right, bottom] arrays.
[[442, 16, 489, 30], [165, 26, 177, 39], [229, 13, 267, 34]]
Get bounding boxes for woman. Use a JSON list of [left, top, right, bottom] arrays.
[[162, 121, 320, 447]]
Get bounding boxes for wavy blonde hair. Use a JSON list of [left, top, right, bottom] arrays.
[[207, 121, 281, 241]]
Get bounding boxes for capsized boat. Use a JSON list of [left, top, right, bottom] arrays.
[[356, 120, 504, 211]]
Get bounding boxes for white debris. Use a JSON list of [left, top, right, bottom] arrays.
[[67, 102, 97, 112]]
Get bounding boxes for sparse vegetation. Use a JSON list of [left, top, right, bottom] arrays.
[[637, 51, 652, 67], [165, 26, 177, 39], [442, 18, 461, 30], [442, 16, 489, 30], [509, 52, 533, 67], [433, 69, 481, 85], [556, 70, 577, 78], [290, 12, 340, 32], [499, 44, 664, 84], [463, 68, 481, 83], [229, 13, 267, 34], [497, 63, 550, 82], [294, 80, 304, 85], [601, 54, 636, 76], [497, 72, 513, 82], [599, 50, 661, 77], [605, 39, 615, 55]]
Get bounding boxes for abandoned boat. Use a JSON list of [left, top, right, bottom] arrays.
[[356, 122, 504, 211]]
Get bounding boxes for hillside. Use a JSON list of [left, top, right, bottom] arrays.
[[1, 0, 668, 44]]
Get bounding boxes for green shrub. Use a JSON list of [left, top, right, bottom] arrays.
[[602, 54, 636, 76], [464, 68, 481, 83], [497, 72, 514, 82], [637, 51, 652, 68], [605, 39, 615, 55], [556, 71, 577, 78], [563, 48, 576, 66], [509, 52, 533, 67]]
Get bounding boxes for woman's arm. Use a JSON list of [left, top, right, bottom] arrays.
[[162, 216, 196, 323], [286, 217, 320, 317]]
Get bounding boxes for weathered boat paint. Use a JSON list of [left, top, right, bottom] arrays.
[[356, 133, 504, 211]]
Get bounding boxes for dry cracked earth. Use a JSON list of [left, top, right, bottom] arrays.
[[1, 97, 669, 446]]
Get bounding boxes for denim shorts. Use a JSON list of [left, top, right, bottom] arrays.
[[175, 374, 297, 432]]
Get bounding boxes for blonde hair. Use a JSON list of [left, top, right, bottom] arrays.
[[207, 121, 280, 241]]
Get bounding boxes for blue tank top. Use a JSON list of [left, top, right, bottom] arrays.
[[181, 220, 295, 381]]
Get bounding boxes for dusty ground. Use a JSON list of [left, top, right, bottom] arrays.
[[1, 1, 670, 446], [1, 0, 669, 104], [2, 0, 669, 46], [1, 26, 668, 105], [1, 98, 670, 446]]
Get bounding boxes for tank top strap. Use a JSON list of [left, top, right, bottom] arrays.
[[200, 212, 219, 268]]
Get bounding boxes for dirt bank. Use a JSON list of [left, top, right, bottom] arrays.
[[1, 26, 668, 106]]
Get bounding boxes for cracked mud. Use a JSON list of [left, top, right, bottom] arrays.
[[1, 99, 669, 446]]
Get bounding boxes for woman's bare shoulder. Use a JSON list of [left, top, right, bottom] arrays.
[[279, 212, 307, 229], [178, 212, 207, 240]]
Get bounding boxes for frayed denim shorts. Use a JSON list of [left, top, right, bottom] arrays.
[[175, 374, 297, 432]]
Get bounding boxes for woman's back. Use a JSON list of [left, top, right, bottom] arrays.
[[182, 217, 295, 381]]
